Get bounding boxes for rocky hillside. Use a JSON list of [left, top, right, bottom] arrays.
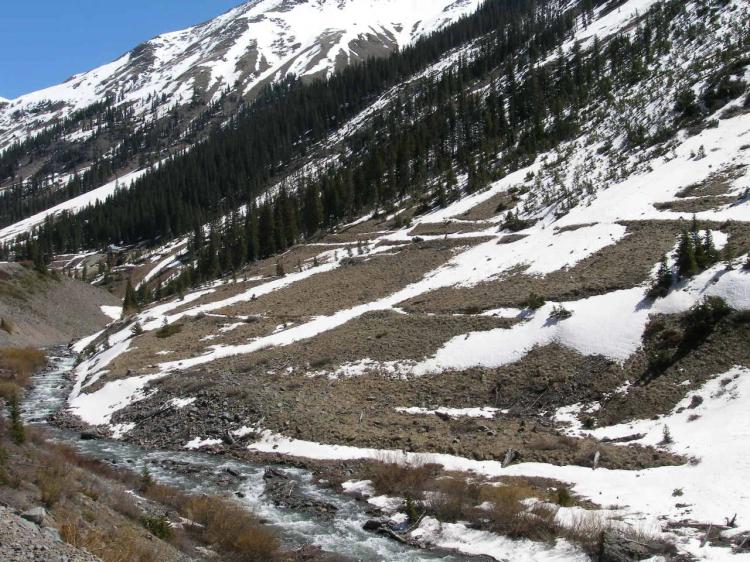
[[5, 0, 750, 559]]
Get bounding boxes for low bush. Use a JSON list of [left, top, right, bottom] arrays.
[[524, 292, 546, 310], [682, 296, 733, 346], [183, 496, 279, 560], [365, 454, 437, 498], [37, 464, 72, 507], [142, 515, 173, 540], [482, 484, 558, 541], [0, 318, 13, 334], [501, 211, 535, 232], [427, 477, 481, 522], [155, 323, 182, 339], [555, 487, 574, 507], [549, 305, 573, 321], [563, 512, 676, 558], [0, 380, 20, 401]]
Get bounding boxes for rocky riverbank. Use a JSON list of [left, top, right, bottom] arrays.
[[0, 506, 101, 562]]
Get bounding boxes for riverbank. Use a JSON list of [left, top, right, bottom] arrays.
[[1, 351, 295, 561], [15, 351, 478, 561]]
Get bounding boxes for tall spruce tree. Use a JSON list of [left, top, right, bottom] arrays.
[[123, 278, 138, 312], [676, 230, 698, 278]]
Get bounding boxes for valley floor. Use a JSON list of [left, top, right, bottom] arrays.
[[61, 107, 750, 559]]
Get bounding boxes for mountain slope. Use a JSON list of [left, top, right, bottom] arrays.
[[0, 0, 481, 151], [8, 0, 750, 558], [59, 0, 750, 558]]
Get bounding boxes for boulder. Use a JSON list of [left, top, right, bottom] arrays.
[[21, 507, 46, 525], [363, 519, 383, 531], [599, 531, 675, 562]]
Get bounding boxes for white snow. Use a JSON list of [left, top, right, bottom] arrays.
[[415, 263, 749, 374], [395, 407, 501, 419], [70, 330, 104, 354], [184, 437, 223, 450], [411, 516, 586, 561], [341, 479, 375, 497], [169, 397, 196, 409], [68, 371, 163, 426], [100, 306, 122, 321]]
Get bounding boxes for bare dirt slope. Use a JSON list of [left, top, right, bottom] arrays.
[[0, 263, 119, 348]]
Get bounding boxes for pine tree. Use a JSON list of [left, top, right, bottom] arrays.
[[676, 230, 698, 278], [692, 229, 707, 270], [139, 464, 154, 492], [9, 392, 25, 445], [702, 230, 719, 268], [648, 256, 674, 299], [123, 278, 138, 312]]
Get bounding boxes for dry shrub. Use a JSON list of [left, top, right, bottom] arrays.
[[562, 511, 676, 557], [0, 380, 20, 401], [107, 489, 143, 520], [183, 496, 279, 561], [365, 453, 438, 498], [481, 484, 559, 541], [0, 347, 46, 386], [0, 318, 14, 334], [427, 476, 482, 522], [37, 463, 74, 507], [79, 523, 171, 562], [60, 517, 84, 547]]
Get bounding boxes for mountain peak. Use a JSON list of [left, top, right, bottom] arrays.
[[0, 0, 481, 151]]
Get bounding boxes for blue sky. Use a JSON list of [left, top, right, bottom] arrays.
[[0, 1, 243, 99]]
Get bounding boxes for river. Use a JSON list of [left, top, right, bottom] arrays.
[[21, 351, 465, 562]]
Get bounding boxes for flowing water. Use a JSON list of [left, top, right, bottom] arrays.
[[21, 351, 463, 561]]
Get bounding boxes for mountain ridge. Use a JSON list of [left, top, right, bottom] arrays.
[[0, 0, 481, 151]]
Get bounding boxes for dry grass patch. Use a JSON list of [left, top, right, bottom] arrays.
[[482, 485, 559, 541], [408, 221, 490, 237], [460, 192, 518, 221], [0, 347, 46, 386], [653, 196, 738, 213], [675, 164, 746, 197], [61, 520, 174, 562], [37, 463, 73, 507]]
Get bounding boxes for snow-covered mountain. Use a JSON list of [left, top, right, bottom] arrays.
[[0, 0, 481, 151]]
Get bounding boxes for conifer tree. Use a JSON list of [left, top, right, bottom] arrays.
[[676, 230, 698, 278], [123, 278, 138, 312], [9, 392, 25, 445], [648, 256, 673, 299], [701, 230, 719, 267], [722, 237, 735, 269]]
